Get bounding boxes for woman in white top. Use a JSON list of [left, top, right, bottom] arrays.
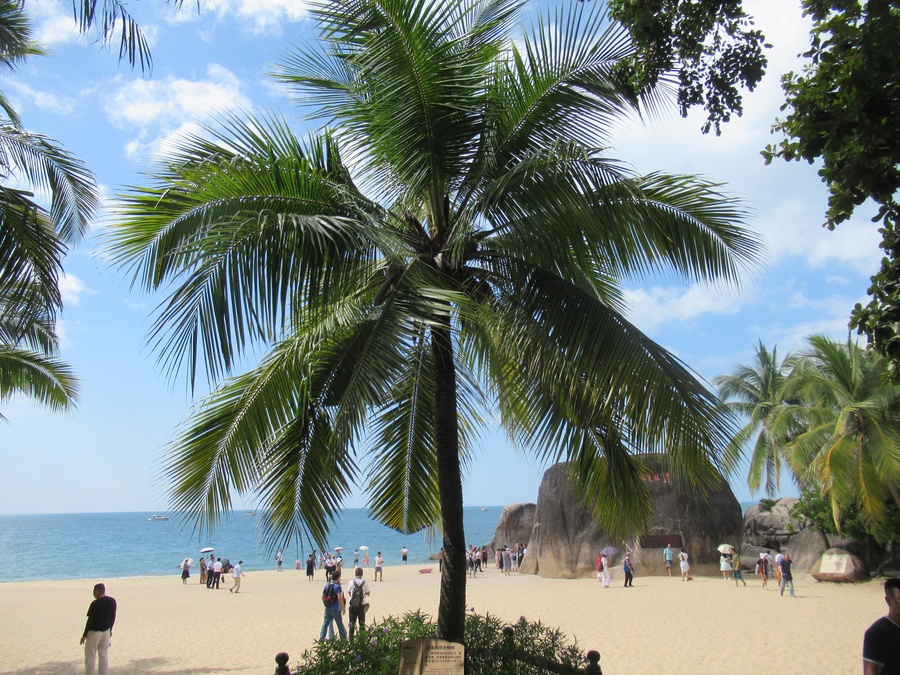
[[679, 549, 691, 581]]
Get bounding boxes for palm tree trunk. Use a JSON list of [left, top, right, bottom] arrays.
[[432, 322, 466, 643]]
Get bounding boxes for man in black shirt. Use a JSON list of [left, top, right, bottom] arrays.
[[80, 583, 117, 675], [863, 577, 900, 674]]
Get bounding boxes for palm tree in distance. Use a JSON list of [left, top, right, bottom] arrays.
[[774, 335, 900, 531], [0, 0, 98, 416], [713, 340, 796, 496], [106, 0, 760, 641]]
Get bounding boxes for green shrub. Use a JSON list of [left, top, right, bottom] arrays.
[[758, 498, 777, 512], [293, 610, 588, 674]]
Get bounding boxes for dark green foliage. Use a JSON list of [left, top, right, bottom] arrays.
[[759, 1, 900, 374], [294, 611, 586, 675], [607, 0, 769, 134], [758, 498, 776, 512], [793, 490, 900, 547]]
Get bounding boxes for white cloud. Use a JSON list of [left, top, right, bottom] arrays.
[[173, 0, 311, 35], [102, 64, 252, 159], [2, 80, 77, 115], [59, 274, 90, 306], [624, 284, 748, 335]]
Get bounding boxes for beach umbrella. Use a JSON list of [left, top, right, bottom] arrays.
[[200, 547, 214, 553], [359, 546, 369, 552], [334, 546, 343, 551], [717, 544, 735, 553], [600, 546, 618, 556]]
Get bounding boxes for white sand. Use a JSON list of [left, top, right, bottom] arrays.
[[0, 564, 887, 674]]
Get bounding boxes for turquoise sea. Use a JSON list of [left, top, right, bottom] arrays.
[[0, 507, 502, 583]]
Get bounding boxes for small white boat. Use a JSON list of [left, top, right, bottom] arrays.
[[481, 507, 488, 511], [245, 511, 256, 517], [148, 515, 169, 521]]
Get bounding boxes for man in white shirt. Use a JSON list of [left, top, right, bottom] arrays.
[[212, 558, 223, 589], [374, 552, 384, 581], [230, 561, 244, 593], [347, 567, 371, 637]]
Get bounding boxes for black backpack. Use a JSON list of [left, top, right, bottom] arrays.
[[350, 579, 365, 609]]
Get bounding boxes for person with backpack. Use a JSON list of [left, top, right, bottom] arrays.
[[318, 570, 347, 641], [347, 567, 371, 637]]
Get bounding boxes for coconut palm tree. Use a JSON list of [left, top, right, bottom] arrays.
[[0, 0, 98, 415], [105, 0, 760, 641], [774, 334, 900, 531], [713, 340, 796, 496]]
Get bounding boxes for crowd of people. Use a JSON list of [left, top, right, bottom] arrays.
[[595, 544, 797, 596], [82, 547, 900, 675]]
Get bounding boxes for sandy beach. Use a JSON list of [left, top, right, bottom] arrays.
[[1, 564, 886, 674]]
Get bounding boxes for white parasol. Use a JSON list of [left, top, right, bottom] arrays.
[[359, 545, 369, 552], [200, 547, 214, 553]]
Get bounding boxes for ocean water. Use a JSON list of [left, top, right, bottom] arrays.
[[0, 507, 502, 583]]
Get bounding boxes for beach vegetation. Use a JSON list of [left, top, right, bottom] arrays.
[[713, 341, 796, 497], [757, 498, 776, 512], [293, 610, 584, 675], [106, 0, 760, 642], [719, 335, 900, 564], [0, 0, 98, 417]]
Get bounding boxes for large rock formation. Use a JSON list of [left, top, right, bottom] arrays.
[[740, 497, 866, 574], [490, 503, 536, 551], [519, 461, 743, 578], [811, 547, 868, 582]]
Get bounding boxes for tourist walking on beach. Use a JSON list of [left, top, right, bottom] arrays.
[[732, 550, 747, 586], [774, 551, 784, 586], [623, 554, 635, 587], [664, 544, 674, 576], [81, 582, 116, 675], [199, 556, 208, 585], [778, 554, 794, 597], [502, 547, 512, 576], [353, 549, 360, 567], [306, 553, 316, 580], [363, 549, 370, 567], [212, 558, 223, 589], [678, 549, 691, 581], [180, 558, 191, 584], [276, 550, 283, 572], [230, 561, 244, 593], [756, 553, 769, 589], [319, 570, 347, 641], [374, 552, 384, 581], [600, 553, 611, 588], [720, 552, 732, 581], [863, 578, 900, 674], [347, 567, 371, 637], [401, 546, 409, 565]]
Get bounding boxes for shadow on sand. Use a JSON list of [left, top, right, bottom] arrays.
[[8, 657, 243, 675]]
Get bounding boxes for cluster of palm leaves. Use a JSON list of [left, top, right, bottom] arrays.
[[106, 0, 761, 640], [715, 335, 900, 537], [0, 0, 99, 418]]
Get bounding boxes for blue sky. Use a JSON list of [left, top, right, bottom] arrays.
[[0, 0, 882, 515]]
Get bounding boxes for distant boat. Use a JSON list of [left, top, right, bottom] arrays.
[[245, 511, 256, 517], [148, 515, 169, 521], [481, 507, 488, 511]]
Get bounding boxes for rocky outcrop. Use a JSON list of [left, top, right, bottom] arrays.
[[740, 498, 864, 574], [811, 547, 868, 582], [490, 503, 536, 551], [520, 461, 743, 578]]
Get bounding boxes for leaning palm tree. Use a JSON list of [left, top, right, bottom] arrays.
[[774, 334, 900, 532], [713, 340, 796, 496], [106, 0, 759, 641], [0, 0, 97, 414]]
